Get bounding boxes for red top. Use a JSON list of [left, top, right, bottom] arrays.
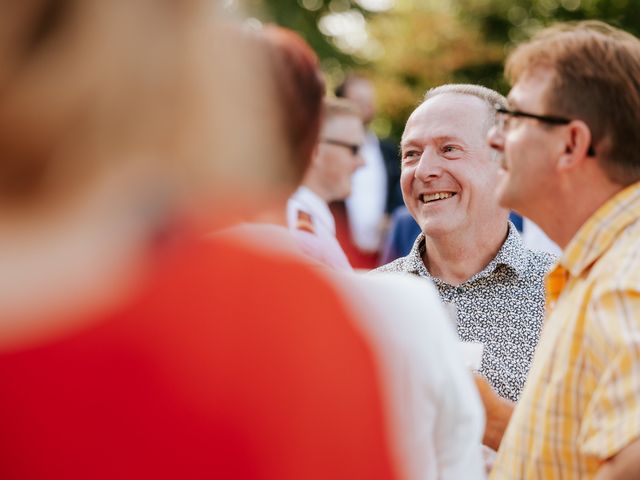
[[0, 237, 396, 479]]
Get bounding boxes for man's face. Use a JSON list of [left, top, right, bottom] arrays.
[[400, 93, 505, 238], [344, 79, 376, 125], [488, 68, 563, 220], [315, 114, 365, 202]]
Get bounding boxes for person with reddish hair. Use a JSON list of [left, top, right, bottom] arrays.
[[258, 25, 326, 187], [253, 28, 365, 270]]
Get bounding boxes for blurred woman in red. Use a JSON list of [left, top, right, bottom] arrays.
[[0, 2, 396, 479]]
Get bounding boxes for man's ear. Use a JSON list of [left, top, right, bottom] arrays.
[[557, 120, 592, 172]]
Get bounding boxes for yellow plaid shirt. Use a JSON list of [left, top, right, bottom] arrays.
[[491, 181, 640, 479]]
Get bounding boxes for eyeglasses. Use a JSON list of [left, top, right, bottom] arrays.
[[495, 106, 595, 156], [322, 139, 361, 156]]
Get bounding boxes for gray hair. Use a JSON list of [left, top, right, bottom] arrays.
[[424, 84, 507, 134]]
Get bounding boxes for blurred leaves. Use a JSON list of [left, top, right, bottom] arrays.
[[246, 0, 640, 140]]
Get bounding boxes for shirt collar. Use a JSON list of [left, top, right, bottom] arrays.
[[492, 221, 530, 277], [560, 181, 640, 278], [293, 186, 335, 234], [404, 221, 529, 285], [364, 131, 380, 147]]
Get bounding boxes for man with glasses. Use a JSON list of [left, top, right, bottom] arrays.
[[335, 74, 404, 267], [377, 84, 554, 412], [486, 21, 640, 479], [287, 97, 365, 270]]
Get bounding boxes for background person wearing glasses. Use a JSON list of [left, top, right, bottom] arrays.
[[287, 98, 365, 270]]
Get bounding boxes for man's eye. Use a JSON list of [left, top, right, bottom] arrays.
[[402, 150, 420, 160], [442, 145, 460, 154]]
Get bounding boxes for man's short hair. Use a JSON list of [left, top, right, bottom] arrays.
[[423, 84, 507, 134], [506, 20, 640, 185], [323, 97, 362, 123]]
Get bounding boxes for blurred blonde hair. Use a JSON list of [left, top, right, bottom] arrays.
[[0, 0, 290, 342], [0, 0, 287, 216]]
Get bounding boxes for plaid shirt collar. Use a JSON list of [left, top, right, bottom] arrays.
[[561, 181, 640, 278]]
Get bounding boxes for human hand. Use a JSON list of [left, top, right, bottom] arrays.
[[473, 373, 514, 451]]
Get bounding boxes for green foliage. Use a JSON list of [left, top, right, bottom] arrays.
[[249, 0, 370, 67], [252, 0, 640, 140]]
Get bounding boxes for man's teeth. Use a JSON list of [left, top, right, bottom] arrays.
[[422, 192, 455, 203]]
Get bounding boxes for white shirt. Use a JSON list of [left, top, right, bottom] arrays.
[[346, 132, 388, 253], [287, 186, 352, 271], [330, 271, 486, 479], [522, 218, 561, 256]]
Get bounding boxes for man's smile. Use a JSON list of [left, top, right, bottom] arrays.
[[420, 192, 457, 203]]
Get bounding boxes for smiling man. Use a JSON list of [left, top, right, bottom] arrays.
[[377, 84, 554, 407], [486, 21, 640, 479]]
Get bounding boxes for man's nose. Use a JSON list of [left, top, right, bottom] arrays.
[[354, 153, 366, 169], [414, 151, 443, 180], [487, 125, 504, 152]]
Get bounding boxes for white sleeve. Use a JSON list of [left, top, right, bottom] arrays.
[[329, 271, 486, 480]]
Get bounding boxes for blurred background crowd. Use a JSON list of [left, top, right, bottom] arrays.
[[231, 0, 636, 267]]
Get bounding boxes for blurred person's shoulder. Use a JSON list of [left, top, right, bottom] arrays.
[[211, 222, 308, 262], [325, 269, 486, 479], [327, 270, 452, 360], [0, 233, 399, 479], [334, 270, 444, 331]]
